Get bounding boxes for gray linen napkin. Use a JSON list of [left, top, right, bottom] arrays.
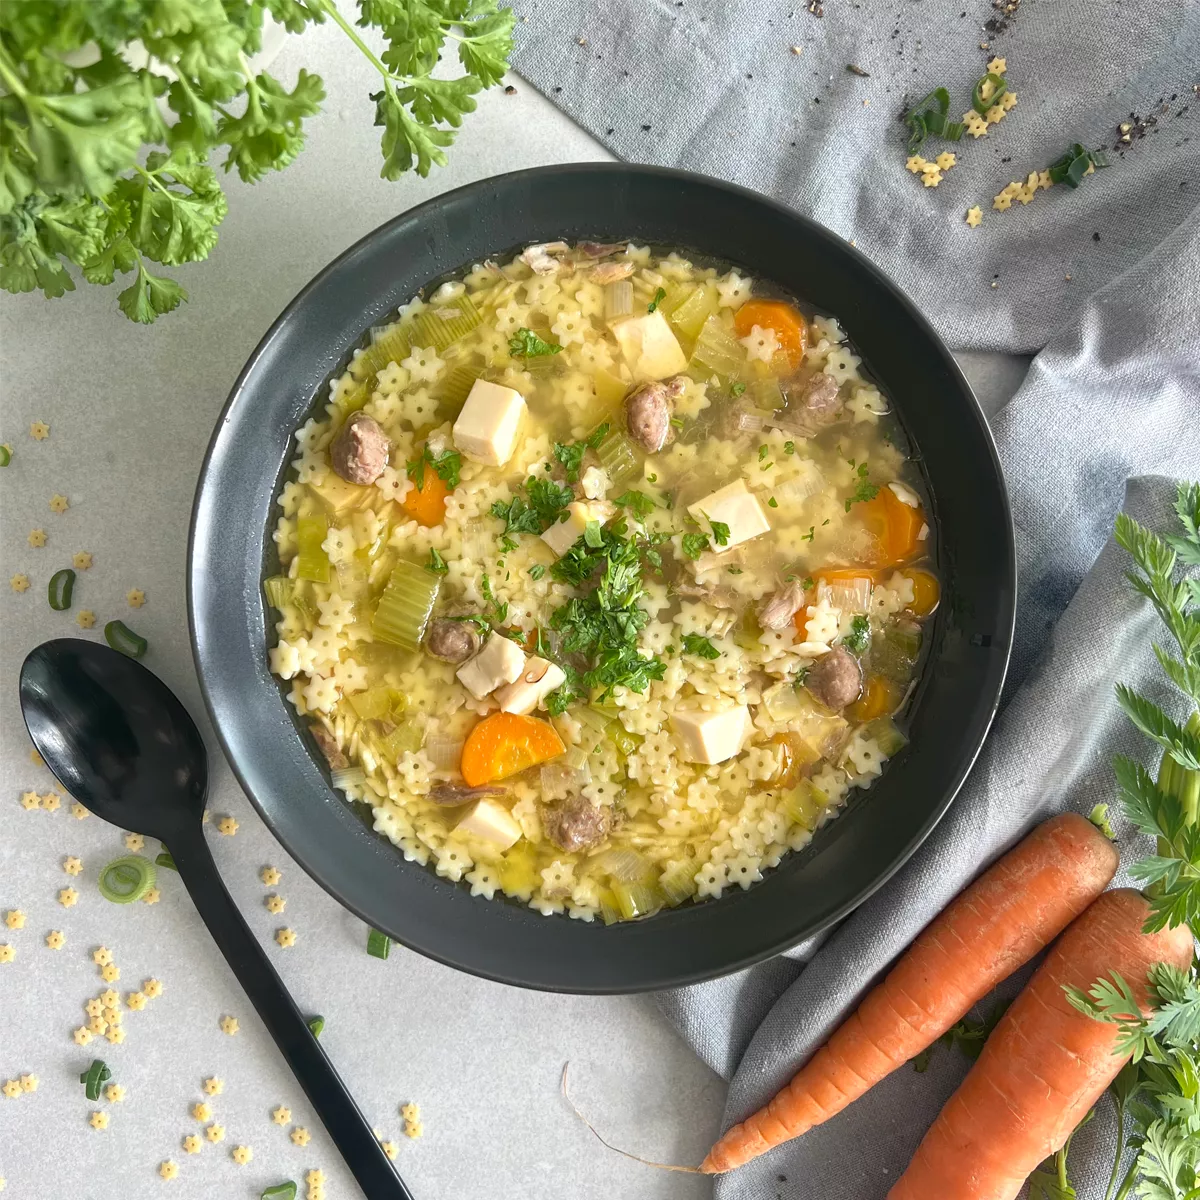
[[512, 0, 1200, 353], [512, 3, 1200, 1193]]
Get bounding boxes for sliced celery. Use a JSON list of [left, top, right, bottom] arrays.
[[372, 560, 440, 650], [376, 722, 423, 760], [309, 472, 373, 514], [594, 427, 639, 485], [437, 365, 477, 408], [863, 717, 908, 758], [413, 295, 481, 351], [784, 778, 828, 829], [295, 515, 331, 583], [750, 377, 784, 411], [335, 560, 369, 601], [872, 619, 923, 683], [592, 369, 628, 409], [357, 325, 412, 377], [603, 279, 633, 322], [573, 705, 615, 752], [606, 723, 643, 758], [611, 878, 665, 920], [349, 686, 405, 721], [498, 844, 538, 900], [263, 575, 293, 611], [596, 887, 622, 925], [667, 281, 719, 340], [330, 767, 366, 791], [658, 861, 698, 906], [688, 313, 745, 381]]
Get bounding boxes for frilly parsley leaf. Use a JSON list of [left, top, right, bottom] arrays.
[[118, 257, 187, 323], [219, 69, 325, 183]]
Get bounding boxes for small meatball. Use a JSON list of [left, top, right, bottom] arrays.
[[624, 380, 674, 453], [588, 261, 635, 284], [428, 783, 508, 808], [541, 795, 613, 853], [757, 581, 806, 630], [804, 646, 863, 712], [308, 723, 348, 771], [330, 412, 390, 485], [424, 618, 481, 664], [798, 371, 843, 419]]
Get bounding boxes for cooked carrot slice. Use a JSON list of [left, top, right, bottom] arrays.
[[460, 712, 565, 787], [899, 567, 940, 617], [402, 468, 448, 527], [732, 299, 809, 368], [858, 486, 925, 568], [847, 675, 904, 722]]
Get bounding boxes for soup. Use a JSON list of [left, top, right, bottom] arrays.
[[264, 241, 937, 922]]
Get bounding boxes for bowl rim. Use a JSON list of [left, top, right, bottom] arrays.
[[188, 161, 1016, 993]]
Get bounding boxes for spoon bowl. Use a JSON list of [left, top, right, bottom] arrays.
[[19, 638, 413, 1200], [20, 639, 207, 839]]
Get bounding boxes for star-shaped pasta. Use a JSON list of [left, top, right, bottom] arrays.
[[143, 978, 163, 999], [182, 1134, 202, 1154], [261, 866, 282, 887], [49, 494, 69, 513], [41, 791, 60, 811], [739, 324, 780, 364], [987, 55, 1007, 73], [206, 1122, 225, 1142], [220, 1015, 239, 1035], [935, 151, 957, 170], [127, 589, 145, 608], [202, 1076, 222, 1095], [302, 675, 340, 714], [965, 206, 983, 227], [317, 594, 355, 632], [275, 927, 297, 949], [105, 1084, 125, 1103], [30, 421, 50, 440], [5, 911, 24, 930], [28, 529, 46, 548], [290, 1126, 311, 1147], [59, 887, 79, 908], [716, 270, 753, 308], [399, 345, 444, 383], [159, 1161, 178, 1180], [217, 816, 239, 836], [89, 1111, 109, 1131], [101, 963, 120, 982], [142, 887, 161, 904], [73, 552, 93, 570], [904, 154, 927, 174], [11, 575, 31, 594], [272, 1105, 292, 1125], [230, 1145, 253, 1165], [125, 832, 144, 851], [265, 894, 286, 915], [45, 930, 65, 950], [992, 192, 1012, 211], [77, 611, 96, 630], [127, 991, 147, 1010], [64, 856, 83, 875]]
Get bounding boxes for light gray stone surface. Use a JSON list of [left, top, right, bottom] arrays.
[[0, 18, 1024, 1199]]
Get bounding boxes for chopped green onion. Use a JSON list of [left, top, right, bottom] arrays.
[[154, 850, 177, 872], [904, 86, 951, 152], [262, 575, 294, 611], [295, 515, 331, 584], [260, 1184, 297, 1200], [104, 620, 147, 659], [79, 1059, 111, 1100], [366, 928, 391, 959], [0, 444, 10, 466], [48, 568, 75, 611], [971, 72, 1007, 116], [372, 560, 440, 650], [98, 855, 156, 903], [413, 295, 482, 352], [593, 427, 639, 485], [307, 1015, 324, 1038]]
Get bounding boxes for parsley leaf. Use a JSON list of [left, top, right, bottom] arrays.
[[845, 461, 881, 511], [681, 532, 710, 560], [730, 381, 746, 398], [491, 476, 573, 545], [553, 423, 608, 483], [708, 517, 730, 547], [842, 614, 870, 655], [613, 490, 657, 520], [426, 547, 448, 574], [406, 444, 462, 489], [508, 327, 563, 358], [681, 633, 720, 660], [647, 286, 666, 312]]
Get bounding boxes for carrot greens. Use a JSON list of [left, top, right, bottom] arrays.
[[1062, 481, 1200, 1200]]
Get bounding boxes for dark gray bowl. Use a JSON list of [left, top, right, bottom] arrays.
[[188, 163, 1015, 994]]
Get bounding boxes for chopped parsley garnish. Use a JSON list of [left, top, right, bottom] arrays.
[[708, 517, 731, 547], [784, 441, 795, 455], [758, 445, 769, 461], [669, 416, 684, 429], [529, 564, 546, 580], [681, 532, 710, 560], [480, 573, 508, 626], [726, 566, 743, 574], [553, 423, 609, 483], [406, 444, 462, 489], [583, 519, 604, 548], [647, 473, 658, 483], [730, 381, 746, 398], [768, 497, 779, 508], [845, 461, 880, 511], [647, 286, 666, 313], [426, 547, 448, 575], [508, 327, 563, 358], [548, 519, 665, 702], [802, 576, 814, 589], [802, 525, 815, 541], [843, 613, 870, 654], [491, 476, 574, 549], [681, 633, 720, 660], [613, 490, 657, 520]]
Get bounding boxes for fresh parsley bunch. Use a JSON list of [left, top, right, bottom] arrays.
[[0, 0, 514, 322]]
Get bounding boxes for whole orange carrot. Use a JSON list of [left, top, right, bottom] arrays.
[[701, 813, 1118, 1173], [888, 888, 1195, 1200]]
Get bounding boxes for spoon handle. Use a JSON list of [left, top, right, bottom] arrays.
[[171, 835, 413, 1199]]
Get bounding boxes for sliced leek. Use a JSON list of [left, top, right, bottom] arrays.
[[863, 717, 908, 758], [349, 686, 406, 721], [413, 294, 482, 351], [356, 324, 412, 377], [436, 365, 478, 408], [262, 575, 294, 612], [372, 560, 439, 650], [610, 878, 665, 920], [658, 861, 699, 906]]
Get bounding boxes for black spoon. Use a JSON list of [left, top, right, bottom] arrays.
[[20, 639, 414, 1200]]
